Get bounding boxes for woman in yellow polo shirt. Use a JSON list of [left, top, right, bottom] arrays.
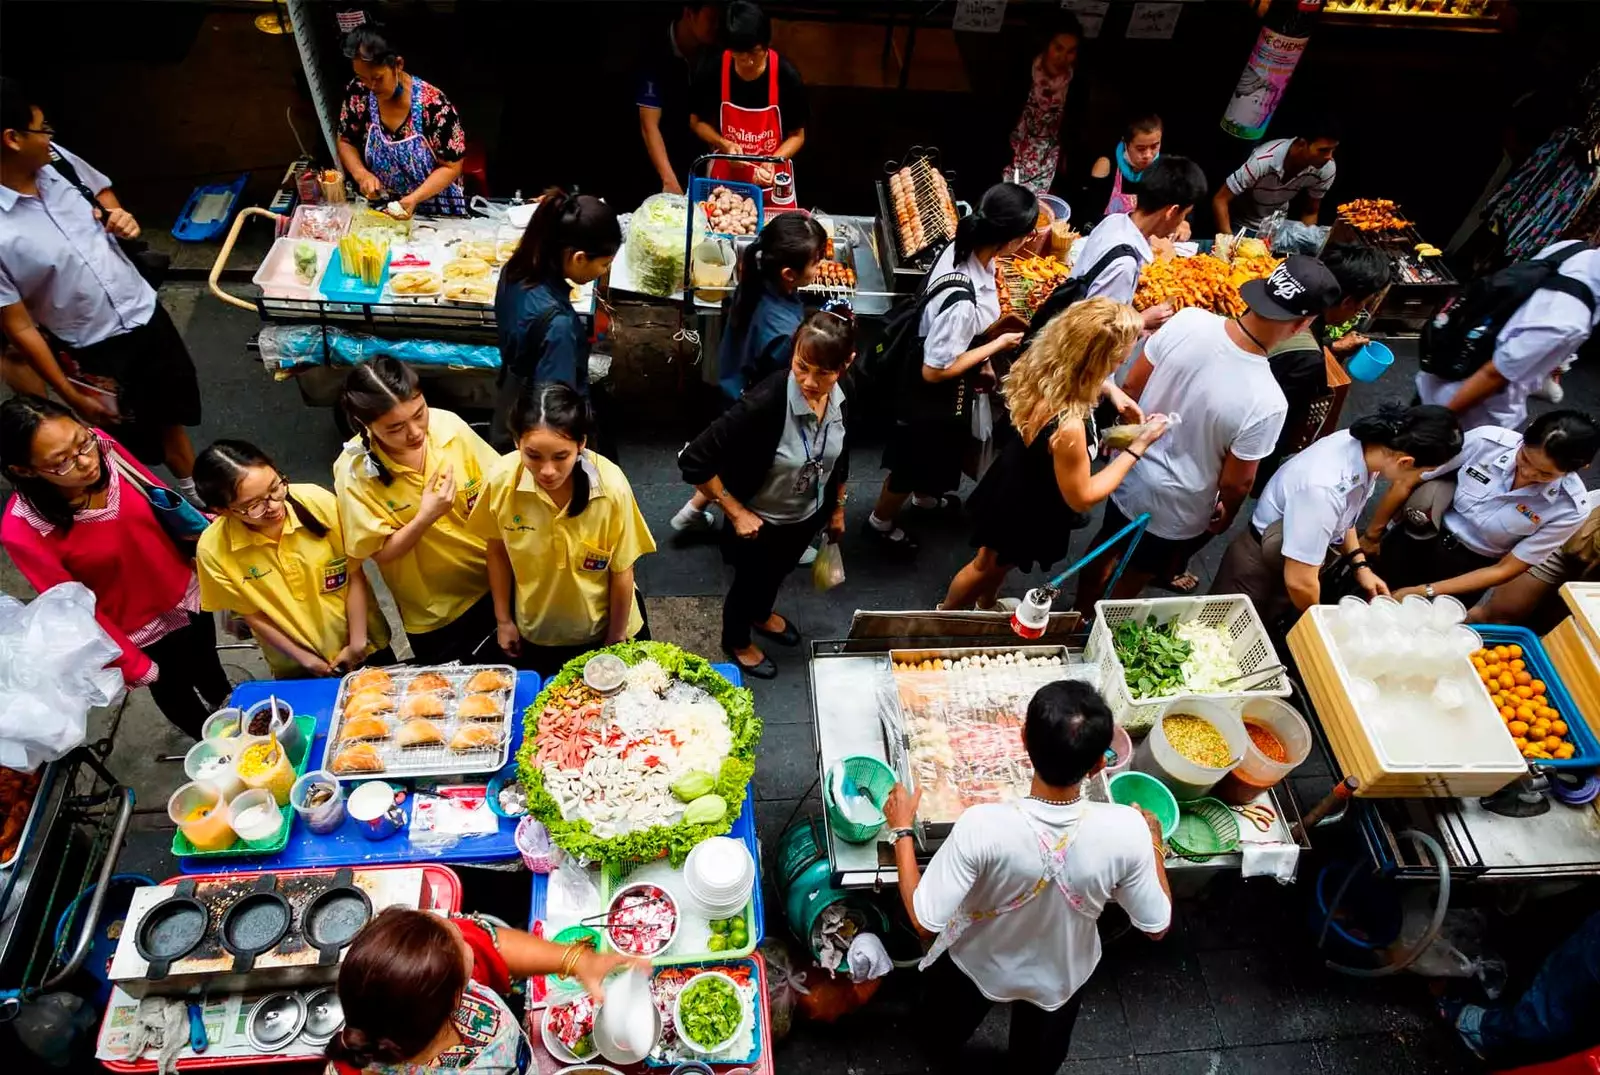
[[335, 358, 501, 664], [467, 382, 657, 677], [194, 441, 391, 678]]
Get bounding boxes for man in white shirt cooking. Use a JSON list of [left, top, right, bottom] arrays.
[[884, 681, 1171, 1074], [1211, 121, 1339, 235]]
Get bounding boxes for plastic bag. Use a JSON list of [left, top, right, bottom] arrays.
[[0, 584, 124, 770], [1270, 220, 1332, 256], [758, 939, 807, 1040], [812, 540, 845, 592], [624, 194, 705, 297]]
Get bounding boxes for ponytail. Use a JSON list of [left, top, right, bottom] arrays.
[[508, 381, 595, 517], [1348, 403, 1462, 469], [193, 439, 329, 538], [953, 182, 1038, 263], [728, 213, 826, 348], [339, 357, 422, 487], [501, 187, 620, 288]]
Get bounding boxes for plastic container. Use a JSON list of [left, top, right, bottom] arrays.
[[245, 698, 304, 767], [1106, 771, 1178, 839], [1133, 698, 1247, 801], [1213, 698, 1313, 805], [1105, 723, 1134, 777], [168, 782, 235, 853], [688, 176, 766, 239], [184, 739, 243, 802], [234, 734, 296, 806], [201, 707, 245, 742], [1474, 623, 1599, 771], [1037, 193, 1071, 224], [673, 971, 752, 1055], [1169, 798, 1241, 862], [1346, 340, 1394, 383], [290, 771, 347, 835], [822, 756, 894, 843], [228, 789, 285, 843]]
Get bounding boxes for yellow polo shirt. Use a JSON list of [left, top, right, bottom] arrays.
[[466, 450, 656, 646], [333, 407, 500, 635], [196, 484, 390, 678]]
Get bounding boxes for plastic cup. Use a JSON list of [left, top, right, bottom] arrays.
[[290, 771, 347, 835], [244, 698, 304, 767], [1398, 594, 1434, 632], [235, 734, 296, 806], [1444, 624, 1484, 658], [201, 707, 244, 742], [228, 788, 285, 843], [1214, 698, 1312, 805], [184, 740, 244, 802], [168, 782, 235, 852], [1133, 697, 1248, 801], [1429, 595, 1468, 630]]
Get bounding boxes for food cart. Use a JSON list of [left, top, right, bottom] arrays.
[[1329, 198, 1460, 334]]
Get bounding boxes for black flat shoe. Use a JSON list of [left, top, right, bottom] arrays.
[[752, 615, 801, 646], [723, 646, 778, 679], [860, 519, 920, 557]]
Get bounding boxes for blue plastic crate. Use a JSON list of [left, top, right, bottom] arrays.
[[1474, 624, 1600, 771], [317, 247, 391, 305], [171, 173, 248, 243], [688, 176, 765, 238]]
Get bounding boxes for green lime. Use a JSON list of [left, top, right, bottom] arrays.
[[729, 925, 748, 945], [706, 934, 728, 951], [709, 918, 730, 934]]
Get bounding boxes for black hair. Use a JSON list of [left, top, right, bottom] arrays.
[[193, 440, 328, 538], [1320, 243, 1392, 302], [1137, 155, 1207, 214], [1298, 116, 1342, 145], [339, 357, 423, 486], [727, 213, 826, 352], [1124, 112, 1162, 142], [501, 188, 621, 289], [1, 77, 36, 137], [1044, 11, 1085, 47], [953, 182, 1039, 263], [1523, 409, 1600, 473], [1348, 403, 1463, 468], [1023, 681, 1114, 787], [792, 305, 855, 373], [0, 394, 104, 535], [342, 23, 398, 66], [724, 0, 771, 51], [509, 382, 594, 517]]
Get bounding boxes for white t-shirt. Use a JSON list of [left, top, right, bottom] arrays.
[[914, 798, 1169, 1009], [1113, 308, 1289, 540], [1069, 212, 1152, 307], [919, 244, 1002, 371], [1252, 430, 1375, 566], [1416, 241, 1600, 432], [1223, 137, 1336, 227]]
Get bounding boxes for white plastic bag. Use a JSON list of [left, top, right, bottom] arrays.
[[0, 584, 124, 770]]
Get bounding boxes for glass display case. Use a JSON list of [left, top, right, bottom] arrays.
[[1323, 0, 1510, 31]]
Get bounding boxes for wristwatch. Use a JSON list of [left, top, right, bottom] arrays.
[[887, 827, 915, 845]]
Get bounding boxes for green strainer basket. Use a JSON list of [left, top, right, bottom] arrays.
[[824, 756, 895, 843], [1169, 797, 1241, 862]]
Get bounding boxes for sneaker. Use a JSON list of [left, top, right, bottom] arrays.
[[1532, 374, 1564, 403], [671, 506, 716, 533], [904, 492, 962, 518]]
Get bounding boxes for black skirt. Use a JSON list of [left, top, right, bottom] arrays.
[[882, 416, 966, 497], [967, 417, 1092, 573]]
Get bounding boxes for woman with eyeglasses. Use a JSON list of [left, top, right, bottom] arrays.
[[194, 441, 391, 679], [0, 395, 230, 738], [680, 309, 854, 678]]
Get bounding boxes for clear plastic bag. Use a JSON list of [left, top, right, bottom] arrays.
[[812, 540, 845, 592], [625, 194, 705, 297], [0, 584, 124, 770]]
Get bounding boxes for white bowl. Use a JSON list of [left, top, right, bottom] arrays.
[[684, 838, 754, 900], [543, 1003, 599, 1063], [671, 971, 752, 1056]]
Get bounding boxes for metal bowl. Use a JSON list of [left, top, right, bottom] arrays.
[[604, 883, 677, 958]]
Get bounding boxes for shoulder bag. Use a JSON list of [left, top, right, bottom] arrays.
[[107, 449, 209, 557], [47, 151, 169, 289]]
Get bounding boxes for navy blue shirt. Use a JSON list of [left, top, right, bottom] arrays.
[[496, 275, 587, 395], [718, 281, 803, 399]]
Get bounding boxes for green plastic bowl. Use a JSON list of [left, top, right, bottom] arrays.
[[824, 756, 895, 843], [1108, 771, 1180, 839]]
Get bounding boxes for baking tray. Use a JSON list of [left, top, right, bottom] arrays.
[[0, 765, 49, 872], [320, 664, 516, 782], [174, 714, 317, 860]]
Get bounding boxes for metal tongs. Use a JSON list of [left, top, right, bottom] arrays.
[[1218, 664, 1286, 691], [580, 893, 671, 931]]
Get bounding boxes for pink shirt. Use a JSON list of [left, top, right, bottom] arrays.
[[2, 433, 199, 685]]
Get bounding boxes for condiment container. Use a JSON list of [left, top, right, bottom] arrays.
[[348, 780, 404, 841], [244, 698, 305, 767], [229, 788, 285, 843], [291, 771, 347, 835], [201, 707, 244, 742], [184, 739, 243, 801], [1212, 697, 1311, 806], [1132, 697, 1247, 801], [168, 782, 235, 852], [235, 734, 296, 806]]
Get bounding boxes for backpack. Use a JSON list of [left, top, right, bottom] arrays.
[[868, 268, 976, 388], [1419, 241, 1596, 382], [1020, 242, 1142, 348]]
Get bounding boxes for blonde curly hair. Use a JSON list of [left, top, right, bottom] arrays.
[[1003, 297, 1143, 443]]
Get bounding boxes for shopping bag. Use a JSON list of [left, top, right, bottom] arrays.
[[812, 539, 845, 592]]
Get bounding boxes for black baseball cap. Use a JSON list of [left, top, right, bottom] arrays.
[[1240, 254, 1342, 320]]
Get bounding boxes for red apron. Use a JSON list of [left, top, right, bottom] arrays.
[[711, 49, 794, 203]]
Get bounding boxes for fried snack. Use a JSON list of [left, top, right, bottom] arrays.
[[458, 693, 502, 720], [996, 255, 1070, 318], [444, 281, 495, 304], [332, 743, 384, 774], [456, 241, 498, 263], [1133, 252, 1281, 317], [395, 719, 446, 748], [408, 672, 453, 695], [466, 669, 513, 693], [496, 240, 519, 263], [338, 716, 391, 743], [344, 691, 396, 723], [443, 256, 492, 279], [1337, 198, 1411, 232], [347, 668, 393, 695], [402, 694, 448, 720], [450, 723, 502, 751], [390, 270, 441, 295]]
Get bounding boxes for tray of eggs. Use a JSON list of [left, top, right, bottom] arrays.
[[323, 664, 517, 780]]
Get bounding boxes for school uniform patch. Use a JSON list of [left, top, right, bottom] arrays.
[[322, 557, 349, 592], [242, 564, 275, 583], [1464, 466, 1492, 484], [579, 544, 611, 572]]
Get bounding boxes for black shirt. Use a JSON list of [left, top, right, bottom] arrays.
[[636, 21, 703, 183], [689, 52, 810, 137]]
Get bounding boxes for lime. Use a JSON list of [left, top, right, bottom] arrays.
[[709, 918, 729, 934], [729, 925, 748, 946], [706, 934, 728, 951]]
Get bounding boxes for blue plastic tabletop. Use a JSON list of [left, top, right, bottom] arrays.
[[179, 671, 542, 873]]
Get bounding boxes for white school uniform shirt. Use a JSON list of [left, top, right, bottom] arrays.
[[1422, 426, 1591, 565], [912, 798, 1170, 1010], [1068, 212, 1152, 306], [1112, 308, 1289, 540], [1252, 430, 1375, 566], [0, 145, 156, 348], [1416, 241, 1600, 432], [1223, 138, 1336, 228], [919, 244, 1001, 370]]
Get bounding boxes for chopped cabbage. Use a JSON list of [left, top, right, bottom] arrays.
[[1172, 621, 1241, 692]]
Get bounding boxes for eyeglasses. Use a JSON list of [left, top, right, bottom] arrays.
[[23, 123, 54, 137], [233, 476, 289, 518], [40, 436, 98, 476]]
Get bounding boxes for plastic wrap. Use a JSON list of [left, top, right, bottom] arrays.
[[0, 583, 125, 770], [625, 194, 705, 297], [257, 324, 501, 373]]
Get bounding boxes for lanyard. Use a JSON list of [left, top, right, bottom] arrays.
[[1232, 317, 1270, 354]]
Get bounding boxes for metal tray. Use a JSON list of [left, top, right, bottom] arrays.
[[320, 664, 516, 782], [0, 765, 49, 873]]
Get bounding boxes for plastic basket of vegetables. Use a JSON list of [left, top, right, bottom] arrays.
[[1088, 596, 1289, 734]]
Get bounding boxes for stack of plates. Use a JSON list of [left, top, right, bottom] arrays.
[[682, 837, 755, 918]]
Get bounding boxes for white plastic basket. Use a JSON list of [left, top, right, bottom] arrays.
[[1088, 595, 1290, 733]]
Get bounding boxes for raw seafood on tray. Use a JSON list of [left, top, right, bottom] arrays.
[[323, 664, 515, 779]]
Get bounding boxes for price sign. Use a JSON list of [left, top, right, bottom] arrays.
[[1061, 0, 1109, 37], [954, 0, 1007, 33], [1127, 1, 1183, 38]]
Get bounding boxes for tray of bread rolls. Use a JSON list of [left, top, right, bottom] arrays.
[[323, 664, 517, 781]]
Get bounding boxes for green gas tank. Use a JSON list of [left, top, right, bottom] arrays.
[[775, 815, 888, 961]]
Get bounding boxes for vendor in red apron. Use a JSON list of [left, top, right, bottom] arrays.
[[883, 681, 1172, 1075], [688, 1, 809, 204], [335, 23, 468, 217]]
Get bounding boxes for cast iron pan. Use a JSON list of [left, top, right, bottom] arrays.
[[221, 874, 291, 973], [134, 879, 207, 980], [304, 868, 372, 966]]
